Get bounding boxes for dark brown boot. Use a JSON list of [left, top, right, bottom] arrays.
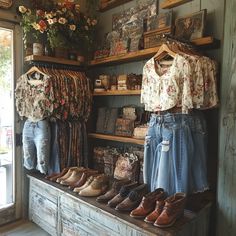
[[115, 184, 149, 212], [130, 188, 166, 218], [96, 179, 131, 203], [107, 182, 139, 208], [48, 167, 70, 182], [154, 192, 186, 228]]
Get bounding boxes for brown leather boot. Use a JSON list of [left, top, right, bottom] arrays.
[[49, 167, 70, 182], [130, 188, 165, 218], [154, 192, 186, 228], [56, 167, 82, 183], [60, 168, 87, 186], [144, 197, 166, 223], [96, 179, 131, 203], [68, 170, 99, 190], [73, 176, 95, 193], [79, 174, 110, 197]]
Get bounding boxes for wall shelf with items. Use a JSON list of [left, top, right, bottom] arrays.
[[160, 0, 193, 9], [25, 55, 83, 67], [93, 89, 141, 96], [90, 36, 219, 66], [99, 0, 133, 12], [88, 133, 145, 145]]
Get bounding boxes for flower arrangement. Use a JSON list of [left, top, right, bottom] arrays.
[[18, 0, 98, 52]]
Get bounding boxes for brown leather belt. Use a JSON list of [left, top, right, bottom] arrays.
[[154, 106, 183, 115]]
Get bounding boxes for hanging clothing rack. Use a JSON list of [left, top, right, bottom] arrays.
[[162, 33, 195, 47], [28, 60, 87, 72]]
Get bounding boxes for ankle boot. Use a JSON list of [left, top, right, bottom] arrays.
[[73, 176, 95, 193], [56, 167, 82, 183], [60, 169, 87, 186], [96, 179, 131, 203], [49, 167, 70, 182], [107, 182, 139, 208], [115, 184, 148, 212], [79, 174, 110, 197], [130, 188, 165, 218], [144, 196, 166, 223], [68, 170, 99, 190], [154, 192, 186, 228]]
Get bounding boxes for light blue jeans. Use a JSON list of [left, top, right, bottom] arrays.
[[22, 119, 51, 174], [143, 111, 208, 195]]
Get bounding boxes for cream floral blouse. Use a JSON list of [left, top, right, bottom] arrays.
[[15, 74, 54, 122], [141, 53, 219, 113]]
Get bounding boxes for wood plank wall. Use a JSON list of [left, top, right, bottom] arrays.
[[217, 0, 236, 235], [91, 0, 225, 235], [93, 0, 224, 188]]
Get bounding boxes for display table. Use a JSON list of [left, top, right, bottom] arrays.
[[27, 173, 211, 236]]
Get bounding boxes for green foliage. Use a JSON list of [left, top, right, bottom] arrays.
[[0, 45, 11, 91], [18, 1, 98, 52]]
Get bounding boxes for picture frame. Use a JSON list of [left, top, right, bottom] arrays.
[[174, 9, 207, 41], [147, 11, 173, 31], [0, 0, 13, 8]]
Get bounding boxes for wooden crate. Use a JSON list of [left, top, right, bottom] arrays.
[[144, 27, 172, 49]]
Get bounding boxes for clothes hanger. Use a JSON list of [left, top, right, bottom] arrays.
[[154, 43, 176, 62], [25, 65, 48, 77]]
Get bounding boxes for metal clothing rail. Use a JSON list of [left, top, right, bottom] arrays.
[[28, 60, 87, 72]]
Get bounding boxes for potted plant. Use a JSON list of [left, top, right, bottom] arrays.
[[18, 1, 98, 60]]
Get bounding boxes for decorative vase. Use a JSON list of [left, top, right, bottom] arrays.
[[25, 44, 33, 56], [33, 43, 44, 56]]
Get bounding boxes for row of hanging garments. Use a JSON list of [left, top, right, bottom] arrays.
[[15, 65, 92, 174], [141, 39, 219, 196]]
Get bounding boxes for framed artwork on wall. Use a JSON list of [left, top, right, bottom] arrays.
[[0, 0, 13, 8], [174, 9, 207, 41]]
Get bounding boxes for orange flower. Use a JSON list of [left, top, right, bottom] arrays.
[[38, 20, 47, 32]]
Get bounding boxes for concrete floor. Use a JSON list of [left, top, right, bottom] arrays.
[[0, 220, 49, 236]]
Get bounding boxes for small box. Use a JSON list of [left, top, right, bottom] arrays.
[[144, 27, 172, 49], [115, 118, 134, 137]]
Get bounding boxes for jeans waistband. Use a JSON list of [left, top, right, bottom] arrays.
[[150, 110, 205, 128]]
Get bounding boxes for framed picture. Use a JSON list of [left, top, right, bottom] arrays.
[[148, 11, 173, 31], [175, 9, 207, 41], [112, 0, 158, 32], [0, 0, 13, 8]]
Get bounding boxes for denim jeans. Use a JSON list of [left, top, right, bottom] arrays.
[[22, 119, 51, 174], [143, 111, 208, 195], [49, 120, 60, 174]]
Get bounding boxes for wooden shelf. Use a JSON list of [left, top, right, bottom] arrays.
[[88, 133, 144, 145], [93, 90, 141, 96], [25, 55, 83, 67], [161, 0, 193, 9], [90, 37, 219, 66], [99, 0, 132, 12]]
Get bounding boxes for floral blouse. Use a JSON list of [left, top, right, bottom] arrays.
[[15, 74, 54, 122], [141, 53, 219, 113]]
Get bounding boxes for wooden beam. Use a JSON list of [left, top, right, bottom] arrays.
[[24, 55, 82, 67], [160, 0, 193, 9], [90, 36, 218, 66], [88, 133, 144, 145], [93, 90, 141, 96], [99, 0, 132, 12]]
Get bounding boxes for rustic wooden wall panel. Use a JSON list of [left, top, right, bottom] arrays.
[[217, 0, 236, 235]]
